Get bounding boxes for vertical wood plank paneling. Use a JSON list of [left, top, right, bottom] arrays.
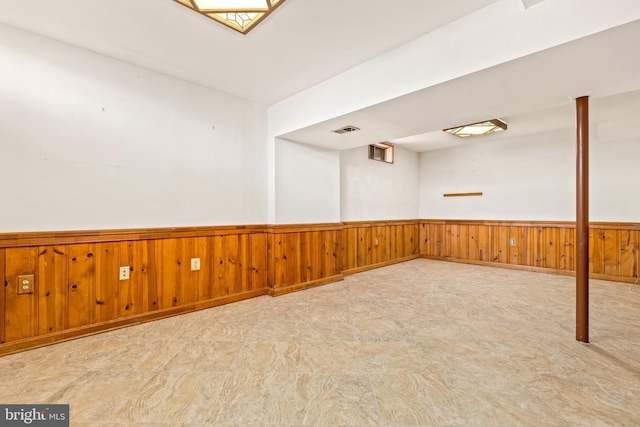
[[493, 226, 508, 264], [479, 226, 491, 262], [590, 229, 605, 274], [380, 225, 389, 263], [544, 228, 559, 270], [619, 230, 638, 279], [508, 226, 520, 265], [394, 225, 404, 259], [356, 228, 365, 268], [299, 231, 311, 284], [388, 226, 397, 259], [160, 238, 182, 308], [266, 232, 276, 292], [468, 225, 479, 261], [458, 225, 469, 260], [323, 231, 334, 277], [407, 224, 417, 257], [533, 227, 544, 268], [4, 247, 38, 342], [214, 235, 229, 297], [419, 223, 428, 255], [310, 231, 322, 281], [142, 240, 161, 312], [197, 237, 213, 300], [38, 246, 68, 335], [226, 234, 240, 295], [365, 227, 374, 266], [334, 229, 343, 275], [119, 240, 144, 317], [449, 224, 459, 259], [249, 233, 267, 291], [283, 233, 298, 287], [603, 229, 620, 277], [344, 228, 357, 271], [67, 244, 95, 328], [240, 234, 249, 293], [94, 242, 120, 324], [0, 249, 4, 344], [180, 238, 199, 305], [558, 228, 574, 272]]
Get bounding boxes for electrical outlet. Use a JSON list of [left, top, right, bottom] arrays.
[[509, 238, 516, 246], [375, 238, 379, 246], [119, 266, 130, 280], [17, 274, 35, 294], [191, 258, 201, 271]]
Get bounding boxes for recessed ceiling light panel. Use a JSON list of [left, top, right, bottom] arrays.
[[174, 0, 286, 34], [443, 118, 507, 138], [331, 125, 360, 134]]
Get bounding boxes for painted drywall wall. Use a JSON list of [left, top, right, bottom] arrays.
[[341, 145, 419, 222], [275, 139, 340, 224], [0, 24, 267, 232], [419, 129, 640, 222]]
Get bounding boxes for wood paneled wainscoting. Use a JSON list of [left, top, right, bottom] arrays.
[[0, 220, 420, 355], [342, 220, 420, 275], [0, 226, 268, 355], [266, 224, 343, 296], [420, 220, 640, 283]]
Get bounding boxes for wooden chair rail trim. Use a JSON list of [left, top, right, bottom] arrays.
[[341, 219, 420, 228], [0, 224, 267, 248], [420, 219, 640, 230]]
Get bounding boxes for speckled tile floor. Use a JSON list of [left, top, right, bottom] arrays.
[[1, 259, 639, 426]]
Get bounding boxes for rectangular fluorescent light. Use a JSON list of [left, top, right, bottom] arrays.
[[443, 119, 507, 138]]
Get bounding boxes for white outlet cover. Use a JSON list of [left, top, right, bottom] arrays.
[[191, 258, 201, 271], [119, 266, 130, 280]]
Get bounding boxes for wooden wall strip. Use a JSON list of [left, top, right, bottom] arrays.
[[443, 192, 483, 197]]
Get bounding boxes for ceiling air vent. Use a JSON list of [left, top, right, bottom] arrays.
[[331, 125, 360, 134]]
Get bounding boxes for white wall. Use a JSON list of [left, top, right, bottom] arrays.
[[341, 145, 419, 221], [275, 139, 340, 224], [419, 129, 640, 222], [0, 24, 267, 232]]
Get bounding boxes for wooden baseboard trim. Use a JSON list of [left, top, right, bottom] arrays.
[[267, 275, 344, 297], [343, 255, 420, 276], [0, 288, 266, 357]]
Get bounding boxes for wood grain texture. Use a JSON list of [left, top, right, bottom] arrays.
[[267, 225, 343, 293], [0, 249, 5, 344], [2, 220, 636, 355], [342, 221, 419, 275], [1, 228, 268, 354], [420, 220, 640, 283]]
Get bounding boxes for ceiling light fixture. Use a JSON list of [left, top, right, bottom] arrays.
[[443, 118, 507, 138], [173, 0, 287, 34], [331, 125, 360, 134]]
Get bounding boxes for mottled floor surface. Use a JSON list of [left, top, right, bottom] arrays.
[[1, 259, 639, 426]]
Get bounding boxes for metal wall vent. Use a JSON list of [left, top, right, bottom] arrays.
[[331, 125, 360, 134]]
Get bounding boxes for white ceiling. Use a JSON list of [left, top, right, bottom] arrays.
[[1, 0, 639, 153], [280, 19, 640, 152], [0, 0, 497, 106]]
